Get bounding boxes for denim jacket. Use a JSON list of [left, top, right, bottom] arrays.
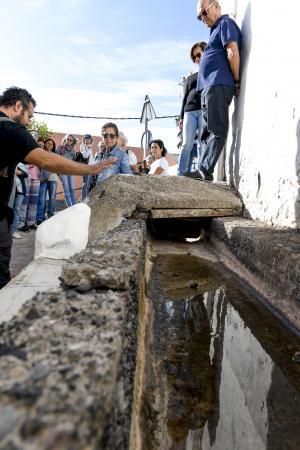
[[96, 145, 132, 185]]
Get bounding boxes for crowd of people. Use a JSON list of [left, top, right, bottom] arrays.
[[4, 116, 171, 244], [0, 0, 241, 289]]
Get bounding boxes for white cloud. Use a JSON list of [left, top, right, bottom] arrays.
[[31, 86, 180, 151], [19, 0, 47, 7], [66, 35, 96, 46]]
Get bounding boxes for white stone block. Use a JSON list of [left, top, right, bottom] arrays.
[[34, 204, 91, 260]]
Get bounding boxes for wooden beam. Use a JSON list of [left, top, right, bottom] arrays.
[[150, 208, 241, 219]]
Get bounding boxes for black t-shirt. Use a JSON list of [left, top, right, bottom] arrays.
[[180, 72, 202, 119], [0, 112, 37, 222]]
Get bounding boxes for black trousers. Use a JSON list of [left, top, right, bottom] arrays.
[[0, 217, 12, 289], [199, 85, 235, 176]]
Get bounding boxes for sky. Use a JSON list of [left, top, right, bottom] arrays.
[[0, 0, 210, 152]]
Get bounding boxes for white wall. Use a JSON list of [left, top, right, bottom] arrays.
[[223, 0, 300, 228]]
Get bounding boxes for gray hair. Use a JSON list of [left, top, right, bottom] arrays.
[[62, 133, 77, 146]]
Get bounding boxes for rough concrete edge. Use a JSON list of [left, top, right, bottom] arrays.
[[0, 219, 147, 450], [86, 176, 243, 242], [211, 218, 300, 332]]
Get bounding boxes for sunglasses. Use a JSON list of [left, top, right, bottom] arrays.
[[197, 1, 215, 21], [192, 52, 202, 62], [102, 132, 116, 139]]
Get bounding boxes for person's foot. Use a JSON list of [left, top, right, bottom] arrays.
[[12, 232, 22, 239], [36, 220, 44, 225], [183, 170, 213, 182], [18, 225, 30, 232], [27, 224, 37, 230]]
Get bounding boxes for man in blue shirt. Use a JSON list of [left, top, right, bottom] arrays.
[[187, 0, 241, 181], [94, 122, 132, 186]]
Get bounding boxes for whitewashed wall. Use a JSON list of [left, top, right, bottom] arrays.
[[221, 0, 300, 228]]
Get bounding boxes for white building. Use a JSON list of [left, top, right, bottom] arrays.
[[221, 0, 300, 228]]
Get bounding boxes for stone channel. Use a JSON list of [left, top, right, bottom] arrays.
[[0, 176, 299, 449]]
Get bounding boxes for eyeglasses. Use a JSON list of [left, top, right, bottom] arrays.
[[102, 132, 116, 139], [66, 138, 73, 142], [192, 52, 202, 62], [197, 1, 215, 20]]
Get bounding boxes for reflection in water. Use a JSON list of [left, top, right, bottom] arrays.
[[165, 295, 215, 448], [132, 249, 300, 450]]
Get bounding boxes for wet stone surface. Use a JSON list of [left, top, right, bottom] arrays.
[[132, 241, 300, 450], [211, 217, 300, 329]]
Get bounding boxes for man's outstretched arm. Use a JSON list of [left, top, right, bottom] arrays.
[[25, 147, 117, 176]]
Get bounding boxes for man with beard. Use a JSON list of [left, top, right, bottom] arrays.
[[0, 86, 116, 289]]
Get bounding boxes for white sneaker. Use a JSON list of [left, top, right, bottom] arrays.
[[12, 232, 22, 239]]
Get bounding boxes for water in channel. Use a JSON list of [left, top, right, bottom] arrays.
[[131, 241, 300, 450]]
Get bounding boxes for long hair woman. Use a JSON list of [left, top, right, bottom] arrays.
[[56, 134, 78, 207], [36, 138, 58, 223], [148, 139, 169, 175]]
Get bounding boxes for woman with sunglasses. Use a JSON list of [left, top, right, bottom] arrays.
[[177, 41, 207, 177], [90, 122, 132, 188], [56, 134, 78, 207]]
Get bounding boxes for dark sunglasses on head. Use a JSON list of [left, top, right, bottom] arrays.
[[102, 132, 116, 139], [197, 1, 215, 20], [193, 52, 202, 61]]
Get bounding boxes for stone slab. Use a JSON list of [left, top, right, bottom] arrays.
[[150, 208, 239, 219], [211, 217, 300, 330], [87, 175, 242, 241]]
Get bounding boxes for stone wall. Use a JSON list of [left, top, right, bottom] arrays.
[[0, 220, 146, 450]]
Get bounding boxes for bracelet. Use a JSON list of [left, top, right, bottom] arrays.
[[234, 80, 240, 84]]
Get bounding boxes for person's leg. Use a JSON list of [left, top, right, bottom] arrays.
[[59, 175, 72, 207], [81, 175, 90, 200], [188, 143, 198, 172], [178, 111, 199, 175], [47, 181, 57, 218], [196, 109, 203, 166], [0, 217, 12, 289], [26, 180, 40, 226], [36, 182, 47, 223], [11, 194, 24, 233], [199, 86, 234, 177], [68, 175, 76, 205], [19, 183, 30, 228]]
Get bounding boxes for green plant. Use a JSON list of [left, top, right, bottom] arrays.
[[27, 118, 53, 140]]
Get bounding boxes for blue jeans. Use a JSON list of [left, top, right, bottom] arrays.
[[81, 175, 90, 200], [59, 175, 76, 207], [36, 181, 57, 221], [11, 193, 24, 233], [177, 110, 202, 175]]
